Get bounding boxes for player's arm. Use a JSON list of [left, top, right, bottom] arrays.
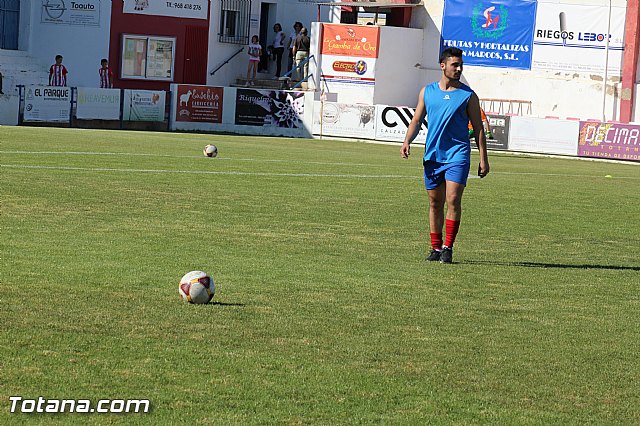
[[400, 87, 426, 159], [467, 93, 490, 177]]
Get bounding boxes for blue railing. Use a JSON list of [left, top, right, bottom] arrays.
[[279, 55, 329, 93]]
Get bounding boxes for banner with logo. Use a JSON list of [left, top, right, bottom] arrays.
[[375, 105, 427, 143], [235, 89, 304, 128], [41, 0, 101, 26], [123, 0, 208, 20], [23, 86, 71, 122], [122, 90, 166, 121], [578, 122, 640, 162], [175, 85, 224, 123], [532, 3, 625, 74], [76, 87, 121, 120], [321, 24, 380, 58], [470, 114, 510, 150], [441, 0, 537, 70], [320, 23, 379, 88], [313, 102, 376, 139]]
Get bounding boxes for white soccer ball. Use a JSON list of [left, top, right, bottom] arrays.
[[203, 144, 218, 157], [179, 271, 215, 304]]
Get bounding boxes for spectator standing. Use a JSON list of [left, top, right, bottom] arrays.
[[246, 35, 262, 86], [287, 22, 303, 73], [0, 68, 4, 95], [49, 55, 68, 87], [292, 27, 310, 82], [99, 59, 114, 89], [272, 23, 285, 78]]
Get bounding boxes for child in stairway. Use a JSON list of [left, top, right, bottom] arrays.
[[246, 35, 262, 86]]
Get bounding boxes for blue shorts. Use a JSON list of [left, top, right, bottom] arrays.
[[423, 160, 470, 190]]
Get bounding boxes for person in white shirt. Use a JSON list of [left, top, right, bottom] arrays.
[[272, 23, 285, 78], [246, 35, 262, 86], [287, 22, 303, 73]]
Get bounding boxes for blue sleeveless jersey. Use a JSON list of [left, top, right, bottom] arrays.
[[423, 82, 474, 163]]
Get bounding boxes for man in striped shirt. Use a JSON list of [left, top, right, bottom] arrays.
[[99, 59, 114, 88], [49, 55, 68, 87]]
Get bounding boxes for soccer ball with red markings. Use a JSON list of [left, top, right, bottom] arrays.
[[203, 144, 218, 157], [179, 271, 215, 304]]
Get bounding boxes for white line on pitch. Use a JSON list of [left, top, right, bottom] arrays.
[[2, 163, 637, 180], [492, 171, 640, 179], [0, 164, 418, 179], [0, 151, 387, 168]]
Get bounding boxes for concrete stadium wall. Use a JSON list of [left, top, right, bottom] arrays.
[[25, 0, 112, 88], [634, 83, 640, 123], [4, 85, 639, 162], [409, 0, 632, 122]]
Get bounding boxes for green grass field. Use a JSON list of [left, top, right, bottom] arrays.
[[1, 126, 639, 424]]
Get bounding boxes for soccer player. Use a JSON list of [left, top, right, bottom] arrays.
[[468, 107, 493, 140], [99, 58, 114, 88], [49, 55, 68, 87], [400, 47, 490, 264]]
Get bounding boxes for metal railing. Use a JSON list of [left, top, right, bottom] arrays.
[[480, 98, 532, 116], [218, 0, 251, 45], [279, 55, 330, 93], [210, 47, 244, 76]]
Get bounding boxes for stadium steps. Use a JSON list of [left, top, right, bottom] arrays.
[[0, 50, 50, 95], [232, 77, 309, 91]]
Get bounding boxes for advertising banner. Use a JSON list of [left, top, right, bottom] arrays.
[[532, 3, 625, 74], [320, 55, 376, 82], [320, 24, 379, 90], [441, 0, 537, 70], [313, 102, 376, 140], [175, 85, 224, 123], [122, 90, 166, 121], [375, 105, 427, 143], [123, 0, 208, 19], [23, 86, 71, 122], [41, 0, 101, 26], [76, 87, 121, 120], [320, 24, 380, 58], [578, 122, 640, 162], [470, 114, 510, 150], [235, 89, 305, 128], [509, 116, 578, 156]]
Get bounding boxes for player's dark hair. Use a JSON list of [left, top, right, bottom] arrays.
[[55, 54, 63, 60], [439, 47, 463, 64], [101, 58, 108, 64]]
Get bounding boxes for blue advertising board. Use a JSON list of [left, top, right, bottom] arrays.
[[441, 0, 537, 70]]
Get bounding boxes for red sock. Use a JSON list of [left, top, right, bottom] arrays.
[[430, 233, 443, 251], [444, 219, 460, 247]]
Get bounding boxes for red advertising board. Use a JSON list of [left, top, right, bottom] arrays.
[[320, 24, 380, 58], [578, 121, 640, 161], [176, 85, 223, 123]]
